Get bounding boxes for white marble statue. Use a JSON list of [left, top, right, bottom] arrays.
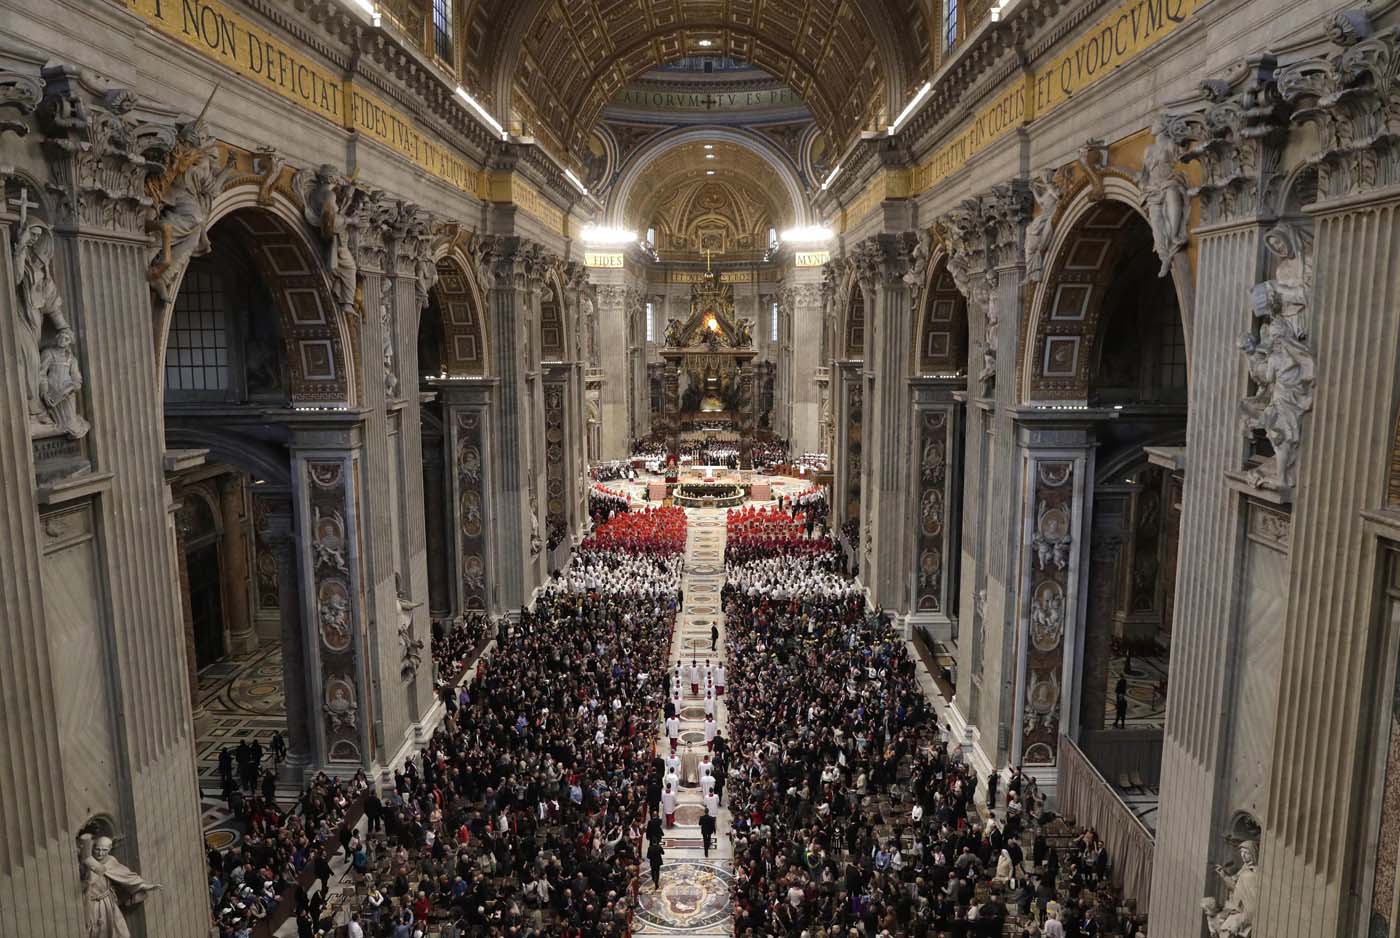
[[1140, 117, 1189, 277], [381, 294, 398, 397], [39, 328, 90, 438], [1023, 170, 1063, 285], [146, 113, 229, 304], [78, 832, 161, 938], [297, 164, 362, 318], [975, 273, 998, 388], [13, 211, 70, 430], [1201, 840, 1259, 938]]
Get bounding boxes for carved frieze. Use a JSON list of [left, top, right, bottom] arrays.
[[453, 410, 489, 611], [1021, 458, 1076, 766], [304, 458, 361, 763], [916, 410, 949, 612]]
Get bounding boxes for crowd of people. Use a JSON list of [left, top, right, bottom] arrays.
[[545, 549, 684, 600], [590, 460, 638, 483], [750, 438, 789, 471], [276, 518, 685, 936], [678, 440, 740, 467], [588, 485, 632, 524], [581, 506, 687, 555], [725, 504, 833, 565], [718, 532, 1147, 937], [431, 613, 492, 683]]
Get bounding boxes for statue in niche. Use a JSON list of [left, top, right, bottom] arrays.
[[664, 317, 684, 348], [145, 98, 229, 304], [78, 831, 161, 938], [296, 164, 363, 319], [13, 205, 74, 432], [1023, 170, 1063, 285], [1201, 839, 1259, 937], [528, 489, 542, 557], [734, 318, 754, 348], [381, 293, 398, 397], [39, 328, 90, 438], [579, 292, 597, 365], [975, 273, 998, 389], [1240, 223, 1315, 492], [1140, 116, 1189, 277]]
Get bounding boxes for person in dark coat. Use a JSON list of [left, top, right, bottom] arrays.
[[647, 840, 665, 889], [699, 808, 716, 857]]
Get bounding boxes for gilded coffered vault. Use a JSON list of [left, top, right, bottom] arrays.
[[458, 0, 930, 160]]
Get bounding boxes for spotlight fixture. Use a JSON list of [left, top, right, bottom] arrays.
[[580, 226, 638, 246], [697, 38, 714, 47], [705, 153, 716, 159], [888, 81, 933, 136], [703, 144, 714, 150], [779, 225, 834, 244], [706, 170, 716, 175], [454, 86, 507, 139]]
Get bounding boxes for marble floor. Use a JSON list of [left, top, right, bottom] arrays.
[[1104, 652, 1170, 729], [635, 507, 734, 937], [192, 642, 290, 846]]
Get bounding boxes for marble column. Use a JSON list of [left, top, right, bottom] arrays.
[[262, 511, 312, 786], [1007, 415, 1099, 775], [909, 380, 965, 639], [25, 65, 211, 937], [787, 279, 825, 456], [437, 384, 494, 616], [289, 425, 371, 771], [851, 234, 921, 615], [220, 474, 258, 656], [480, 238, 546, 614], [595, 281, 630, 459], [0, 158, 85, 938]]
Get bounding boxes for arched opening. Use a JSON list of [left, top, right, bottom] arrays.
[[911, 255, 971, 688], [162, 205, 343, 819], [419, 252, 491, 629], [1032, 200, 1190, 832]]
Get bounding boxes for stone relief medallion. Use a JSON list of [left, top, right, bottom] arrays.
[[548, 497, 564, 515], [921, 488, 945, 536], [1024, 742, 1055, 766], [317, 579, 352, 652], [1037, 505, 1070, 542], [1030, 580, 1066, 652], [919, 549, 942, 585], [635, 859, 733, 930], [1038, 462, 1072, 488], [328, 739, 361, 762], [309, 462, 342, 488], [457, 444, 482, 483], [462, 555, 485, 591], [460, 491, 483, 537], [546, 426, 564, 444], [1026, 670, 1061, 729], [324, 675, 358, 738]]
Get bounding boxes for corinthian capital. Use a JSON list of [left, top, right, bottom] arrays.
[[979, 179, 1033, 269], [1164, 55, 1291, 224]]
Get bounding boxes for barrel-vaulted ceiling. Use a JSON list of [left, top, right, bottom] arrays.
[[458, 0, 932, 164]]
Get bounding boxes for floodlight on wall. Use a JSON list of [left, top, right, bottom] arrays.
[[889, 81, 933, 135], [564, 168, 589, 194], [706, 170, 716, 175], [698, 39, 714, 47], [819, 165, 842, 191], [703, 144, 714, 150], [454, 86, 507, 139], [343, 0, 381, 25], [581, 226, 638, 246], [779, 226, 833, 244]]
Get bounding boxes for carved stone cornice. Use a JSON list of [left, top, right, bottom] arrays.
[[1276, 10, 1400, 201], [850, 234, 914, 290], [1164, 55, 1291, 225], [36, 66, 165, 233], [478, 236, 551, 296], [0, 68, 42, 138], [980, 179, 1033, 269]]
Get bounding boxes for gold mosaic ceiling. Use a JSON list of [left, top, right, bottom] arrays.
[[459, 0, 932, 162]]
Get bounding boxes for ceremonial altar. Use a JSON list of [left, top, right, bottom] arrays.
[[657, 270, 758, 465]]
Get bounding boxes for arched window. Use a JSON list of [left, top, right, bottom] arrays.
[[166, 266, 230, 395]]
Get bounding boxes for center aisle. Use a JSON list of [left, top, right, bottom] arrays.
[[635, 507, 735, 936]]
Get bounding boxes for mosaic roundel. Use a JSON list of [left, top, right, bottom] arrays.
[[635, 859, 733, 930], [673, 804, 705, 825], [205, 829, 238, 850]]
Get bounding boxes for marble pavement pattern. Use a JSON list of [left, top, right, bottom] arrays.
[[635, 507, 735, 936]]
